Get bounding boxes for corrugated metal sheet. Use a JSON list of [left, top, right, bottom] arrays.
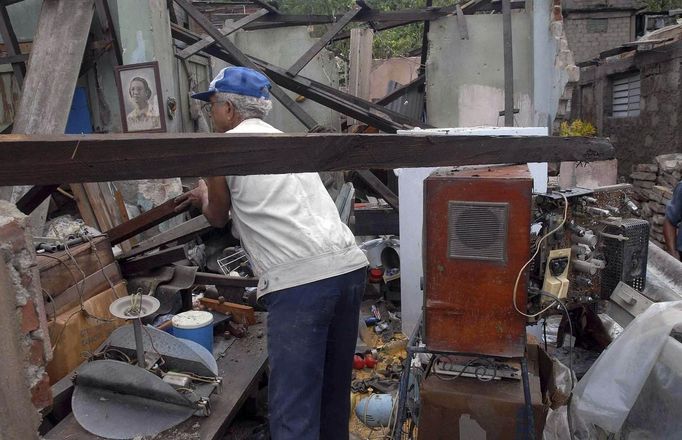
[[384, 79, 425, 122]]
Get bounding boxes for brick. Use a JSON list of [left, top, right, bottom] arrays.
[[30, 372, 52, 410], [28, 338, 45, 365], [652, 214, 666, 225], [20, 301, 39, 333], [0, 219, 25, 253], [633, 163, 658, 173], [653, 185, 674, 197], [630, 171, 657, 181]]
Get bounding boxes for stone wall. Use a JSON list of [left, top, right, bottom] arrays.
[[564, 13, 634, 63], [630, 154, 682, 247], [0, 201, 52, 415]]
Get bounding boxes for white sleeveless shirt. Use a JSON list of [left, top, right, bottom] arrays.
[[225, 119, 368, 297]]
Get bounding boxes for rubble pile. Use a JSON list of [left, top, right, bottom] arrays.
[[630, 153, 682, 247]]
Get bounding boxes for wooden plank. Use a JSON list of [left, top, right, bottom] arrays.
[[199, 297, 256, 325], [13, 0, 94, 134], [0, 132, 614, 185], [356, 170, 399, 212], [15, 184, 57, 214], [174, 0, 318, 130], [0, 3, 25, 85], [347, 27, 373, 127], [38, 236, 115, 298], [0, 260, 41, 439], [93, 0, 122, 65], [70, 184, 100, 230], [455, 4, 469, 40], [177, 8, 270, 60], [195, 271, 258, 288], [502, 0, 514, 127], [118, 215, 212, 260], [47, 262, 122, 317], [83, 183, 115, 231], [119, 244, 188, 275], [106, 195, 188, 245], [286, 6, 362, 77], [45, 313, 269, 440]]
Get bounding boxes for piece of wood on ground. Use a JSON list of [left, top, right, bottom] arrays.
[[118, 215, 212, 260], [199, 297, 256, 325]]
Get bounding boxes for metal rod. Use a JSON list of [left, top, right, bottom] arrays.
[[521, 356, 536, 440], [133, 319, 146, 368]]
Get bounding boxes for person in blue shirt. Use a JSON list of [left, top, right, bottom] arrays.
[[664, 182, 682, 260]]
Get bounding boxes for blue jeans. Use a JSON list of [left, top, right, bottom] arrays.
[[262, 268, 366, 440]]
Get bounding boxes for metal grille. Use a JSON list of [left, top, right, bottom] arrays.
[[447, 201, 508, 262], [601, 219, 649, 297], [612, 73, 640, 118]]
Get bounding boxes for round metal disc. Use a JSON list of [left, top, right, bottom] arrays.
[[109, 295, 161, 320]]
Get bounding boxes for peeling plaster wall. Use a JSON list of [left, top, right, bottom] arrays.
[[212, 26, 340, 132], [426, 12, 534, 128]]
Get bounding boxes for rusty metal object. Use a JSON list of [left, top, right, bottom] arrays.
[[423, 165, 532, 358]]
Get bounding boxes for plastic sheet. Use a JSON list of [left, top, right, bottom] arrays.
[[548, 301, 682, 439]]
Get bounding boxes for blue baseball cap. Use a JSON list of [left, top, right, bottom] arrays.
[[191, 67, 271, 101]]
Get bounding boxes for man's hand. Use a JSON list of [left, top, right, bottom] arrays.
[[175, 179, 208, 212]]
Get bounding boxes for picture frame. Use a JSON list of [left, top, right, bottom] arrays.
[[114, 61, 167, 133]]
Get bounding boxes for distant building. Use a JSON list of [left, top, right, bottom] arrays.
[[571, 25, 682, 175], [562, 0, 644, 63]]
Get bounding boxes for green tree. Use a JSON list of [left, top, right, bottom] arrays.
[[643, 0, 682, 11], [277, 0, 457, 58]]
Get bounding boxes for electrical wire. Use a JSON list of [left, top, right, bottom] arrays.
[[430, 355, 498, 382], [513, 192, 569, 318]]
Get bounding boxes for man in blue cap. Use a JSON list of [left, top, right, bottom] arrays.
[[176, 67, 368, 440]]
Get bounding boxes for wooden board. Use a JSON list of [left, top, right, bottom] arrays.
[[38, 236, 115, 298], [45, 313, 269, 440], [0, 133, 614, 185], [106, 195, 188, 245], [47, 262, 122, 317], [199, 297, 256, 325], [118, 215, 212, 260], [46, 282, 128, 384]]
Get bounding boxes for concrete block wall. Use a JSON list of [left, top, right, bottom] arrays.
[[0, 201, 52, 412], [564, 14, 633, 62]]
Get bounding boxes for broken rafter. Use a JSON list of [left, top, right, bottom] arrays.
[[177, 8, 270, 60], [174, 0, 318, 130], [171, 23, 424, 132], [0, 133, 614, 186], [286, 5, 363, 77]]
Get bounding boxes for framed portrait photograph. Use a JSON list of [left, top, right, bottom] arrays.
[[114, 61, 166, 133]]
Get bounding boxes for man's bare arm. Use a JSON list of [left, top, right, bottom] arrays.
[[664, 218, 680, 259], [203, 176, 231, 227]]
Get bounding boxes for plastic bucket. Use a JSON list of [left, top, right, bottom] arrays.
[[171, 311, 214, 353]]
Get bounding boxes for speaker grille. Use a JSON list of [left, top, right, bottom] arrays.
[[448, 201, 508, 262]]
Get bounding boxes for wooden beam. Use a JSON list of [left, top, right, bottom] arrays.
[[375, 75, 425, 106], [0, 3, 25, 85], [106, 194, 189, 245], [93, 0, 122, 65], [177, 8, 269, 60], [0, 133, 614, 186], [199, 297, 256, 325], [455, 4, 469, 40], [195, 272, 258, 288], [502, 0, 514, 127], [118, 215, 212, 260], [174, 0, 318, 130], [15, 184, 56, 214], [70, 184, 99, 229], [0, 53, 27, 65], [356, 170, 399, 212], [119, 244, 188, 275], [286, 6, 362, 77]]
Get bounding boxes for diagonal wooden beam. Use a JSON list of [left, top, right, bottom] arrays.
[[172, 23, 425, 132], [0, 133, 614, 186], [286, 5, 362, 77], [0, 3, 25, 86], [356, 170, 399, 212], [177, 8, 269, 60], [174, 0, 318, 130]]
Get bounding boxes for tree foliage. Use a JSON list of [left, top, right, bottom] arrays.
[[643, 0, 682, 11], [277, 0, 457, 58]]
